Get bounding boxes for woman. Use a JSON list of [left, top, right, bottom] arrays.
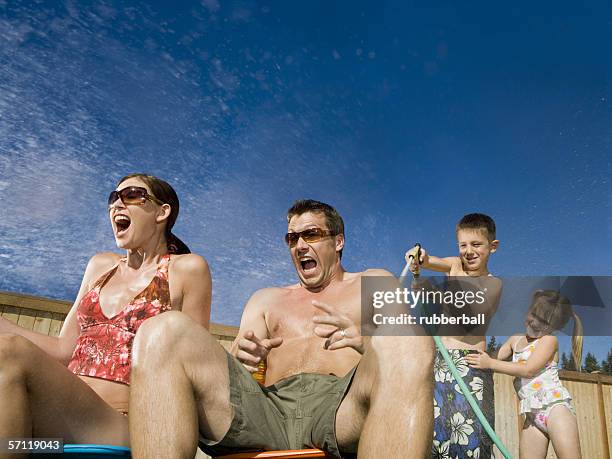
[[0, 173, 211, 451]]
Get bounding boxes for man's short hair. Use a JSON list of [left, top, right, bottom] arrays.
[[456, 213, 496, 241], [287, 199, 345, 258]]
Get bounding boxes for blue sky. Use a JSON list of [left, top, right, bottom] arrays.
[[0, 1, 610, 360]]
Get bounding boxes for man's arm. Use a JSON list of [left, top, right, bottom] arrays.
[[230, 289, 282, 372]]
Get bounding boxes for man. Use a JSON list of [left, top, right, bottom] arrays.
[[130, 199, 434, 459]]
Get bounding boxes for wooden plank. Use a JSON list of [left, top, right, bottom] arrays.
[[48, 313, 65, 337], [210, 323, 239, 338], [32, 311, 53, 335], [0, 290, 71, 315], [16, 310, 36, 331], [1, 306, 20, 324], [596, 381, 610, 459], [564, 379, 602, 458], [560, 370, 612, 385], [602, 384, 612, 459], [493, 373, 520, 459]]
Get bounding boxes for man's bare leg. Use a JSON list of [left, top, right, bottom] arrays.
[[0, 334, 129, 459], [129, 311, 234, 459], [336, 335, 434, 458]]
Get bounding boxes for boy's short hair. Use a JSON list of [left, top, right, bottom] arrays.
[[287, 199, 345, 258], [456, 213, 496, 241]]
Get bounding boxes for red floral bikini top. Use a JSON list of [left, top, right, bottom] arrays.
[[67, 254, 172, 385]]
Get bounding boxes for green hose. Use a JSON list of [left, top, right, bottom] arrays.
[[400, 256, 513, 459]]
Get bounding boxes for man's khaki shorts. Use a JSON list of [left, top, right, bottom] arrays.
[[199, 351, 357, 459]]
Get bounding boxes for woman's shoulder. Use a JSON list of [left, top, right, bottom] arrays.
[[169, 253, 210, 277], [81, 252, 122, 289], [89, 251, 122, 265], [86, 252, 122, 272]]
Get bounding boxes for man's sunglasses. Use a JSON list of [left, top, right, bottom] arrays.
[[108, 186, 164, 208], [284, 228, 336, 247]]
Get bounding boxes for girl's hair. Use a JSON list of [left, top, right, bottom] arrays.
[[530, 290, 583, 371], [117, 173, 191, 255]]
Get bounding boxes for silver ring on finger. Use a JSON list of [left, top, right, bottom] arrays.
[[339, 328, 347, 338]]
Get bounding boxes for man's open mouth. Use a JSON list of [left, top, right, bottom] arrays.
[[114, 215, 131, 235], [300, 258, 317, 271]]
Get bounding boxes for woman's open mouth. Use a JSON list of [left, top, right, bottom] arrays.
[[114, 215, 131, 236]]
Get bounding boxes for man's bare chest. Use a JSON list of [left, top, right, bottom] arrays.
[[266, 286, 361, 338]]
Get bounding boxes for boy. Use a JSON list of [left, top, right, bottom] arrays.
[[405, 213, 502, 459]]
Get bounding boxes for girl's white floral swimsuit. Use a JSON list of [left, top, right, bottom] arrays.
[[512, 337, 575, 433]]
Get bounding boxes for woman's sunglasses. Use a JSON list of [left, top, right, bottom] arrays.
[[284, 228, 336, 247], [108, 186, 164, 208]]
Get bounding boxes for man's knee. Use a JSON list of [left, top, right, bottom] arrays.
[[133, 312, 191, 366], [132, 311, 216, 370], [369, 335, 434, 378], [0, 334, 32, 383]]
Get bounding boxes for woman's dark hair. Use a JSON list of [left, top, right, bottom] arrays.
[[117, 173, 190, 254]]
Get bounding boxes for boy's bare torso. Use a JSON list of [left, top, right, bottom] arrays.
[[443, 257, 500, 351]]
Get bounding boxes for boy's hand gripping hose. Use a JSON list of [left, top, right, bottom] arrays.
[[400, 244, 513, 459], [400, 243, 422, 280]]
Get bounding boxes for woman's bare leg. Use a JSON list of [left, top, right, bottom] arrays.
[[0, 334, 129, 459]]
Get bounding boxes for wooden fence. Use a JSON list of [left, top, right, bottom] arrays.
[[1, 290, 610, 458]]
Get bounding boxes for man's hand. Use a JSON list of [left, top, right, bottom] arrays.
[[465, 350, 493, 370], [235, 330, 283, 373], [404, 245, 429, 274], [312, 300, 364, 354]]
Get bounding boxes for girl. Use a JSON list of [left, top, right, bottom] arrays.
[[0, 174, 211, 453], [466, 290, 583, 459]]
